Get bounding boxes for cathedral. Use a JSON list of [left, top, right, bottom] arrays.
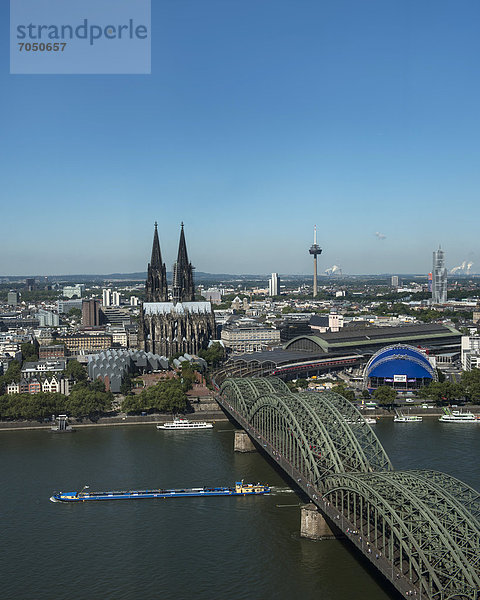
[[139, 223, 215, 357]]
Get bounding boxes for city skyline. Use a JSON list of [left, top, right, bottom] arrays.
[[2, 1, 480, 275]]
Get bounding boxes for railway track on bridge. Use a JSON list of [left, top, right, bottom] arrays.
[[215, 376, 480, 600]]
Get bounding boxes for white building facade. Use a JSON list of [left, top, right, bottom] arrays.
[[102, 289, 112, 307], [461, 335, 480, 370], [63, 284, 85, 299], [268, 273, 280, 297]]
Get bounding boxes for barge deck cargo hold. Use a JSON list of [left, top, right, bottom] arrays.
[[50, 481, 270, 502]]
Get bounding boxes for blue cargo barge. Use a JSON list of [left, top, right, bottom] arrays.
[[50, 481, 270, 502]]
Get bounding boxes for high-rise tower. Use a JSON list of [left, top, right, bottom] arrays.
[[432, 246, 447, 304], [172, 222, 195, 303], [268, 273, 280, 297], [146, 222, 168, 302], [309, 225, 322, 298], [102, 288, 112, 307]]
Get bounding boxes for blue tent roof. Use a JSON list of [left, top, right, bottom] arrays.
[[369, 358, 433, 379], [366, 345, 434, 379]]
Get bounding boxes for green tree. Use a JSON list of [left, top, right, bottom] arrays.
[[295, 379, 309, 389], [421, 382, 446, 404], [0, 360, 22, 392], [121, 394, 144, 414], [198, 342, 225, 367], [332, 384, 355, 402], [180, 363, 196, 392], [67, 307, 82, 319], [21, 342, 38, 362], [421, 381, 463, 406], [122, 379, 188, 414], [464, 383, 480, 405], [120, 372, 133, 396], [460, 370, 480, 404], [0, 392, 67, 420], [90, 379, 106, 392], [373, 386, 396, 406], [67, 385, 113, 419], [63, 359, 87, 382]]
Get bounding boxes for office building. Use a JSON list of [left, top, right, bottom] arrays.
[[57, 299, 83, 314], [112, 291, 121, 306], [473, 301, 480, 325], [39, 345, 66, 359], [102, 288, 112, 307], [432, 247, 447, 304], [63, 284, 85, 299], [7, 291, 19, 306], [82, 299, 102, 327], [221, 324, 281, 353], [60, 333, 112, 354], [202, 288, 223, 304], [461, 335, 480, 370], [38, 309, 60, 327], [101, 306, 131, 326], [391, 276, 399, 288], [268, 273, 280, 297]]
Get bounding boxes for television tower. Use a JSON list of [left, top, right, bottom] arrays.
[[309, 225, 322, 297]]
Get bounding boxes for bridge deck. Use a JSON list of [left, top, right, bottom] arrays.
[[216, 378, 480, 600], [216, 394, 420, 598]]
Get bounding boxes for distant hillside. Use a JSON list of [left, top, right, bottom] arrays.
[[1, 272, 273, 283]]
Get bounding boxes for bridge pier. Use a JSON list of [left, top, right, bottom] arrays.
[[300, 504, 336, 540], [234, 430, 256, 452]]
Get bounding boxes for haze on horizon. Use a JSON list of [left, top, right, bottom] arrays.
[[2, 1, 479, 277]]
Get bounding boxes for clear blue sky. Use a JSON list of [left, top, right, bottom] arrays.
[[2, 0, 479, 276]]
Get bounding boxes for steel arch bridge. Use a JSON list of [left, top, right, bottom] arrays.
[[217, 377, 480, 600]]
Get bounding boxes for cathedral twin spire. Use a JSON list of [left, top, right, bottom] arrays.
[[145, 222, 195, 303], [172, 222, 195, 303], [146, 221, 168, 302]]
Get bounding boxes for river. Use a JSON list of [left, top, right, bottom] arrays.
[[1, 417, 479, 600]]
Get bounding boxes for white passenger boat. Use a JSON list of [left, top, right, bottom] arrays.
[[157, 418, 213, 430], [439, 409, 480, 423], [394, 410, 422, 423], [364, 416, 377, 425]]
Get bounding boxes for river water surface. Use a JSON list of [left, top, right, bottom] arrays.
[[1, 417, 479, 600]]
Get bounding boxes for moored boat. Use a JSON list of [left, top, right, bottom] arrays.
[[157, 417, 213, 430], [394, 410, 422, 423], [439, 409, 480, 423], [50, 481, 270, 502]]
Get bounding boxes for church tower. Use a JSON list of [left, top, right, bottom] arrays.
[[172, 222, 195, 303], [146, 222, 168, 302], [140, 222, 214, 357]]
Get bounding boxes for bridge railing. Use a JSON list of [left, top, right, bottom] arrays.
[[215, 377, 480, 600]]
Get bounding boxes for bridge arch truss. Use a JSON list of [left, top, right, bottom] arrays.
[[217, 377, 480, 600]]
